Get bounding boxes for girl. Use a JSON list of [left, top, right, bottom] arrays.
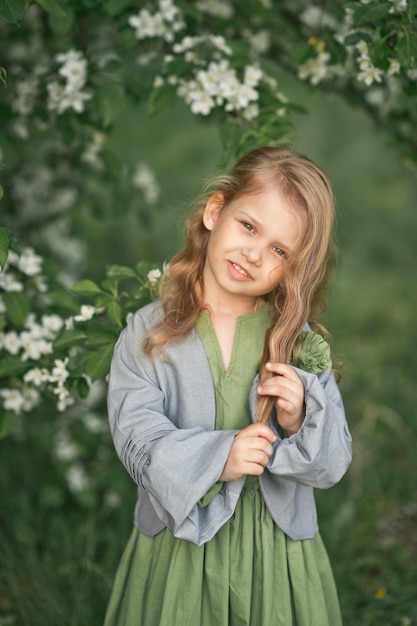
[[105, 146, 352, 625]]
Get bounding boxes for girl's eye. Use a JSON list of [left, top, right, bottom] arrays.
[[241, 221, 255, 232], [272, 246, 287, 258]]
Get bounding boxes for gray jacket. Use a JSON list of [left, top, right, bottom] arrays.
[[107, 301, 352, 546]]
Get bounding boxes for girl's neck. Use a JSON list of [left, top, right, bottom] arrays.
[[204, 296, 262, 318]]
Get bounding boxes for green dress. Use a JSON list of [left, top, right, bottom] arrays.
[[104, 307, 342, 626]]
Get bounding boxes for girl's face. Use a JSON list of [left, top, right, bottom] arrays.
[[202, 185, 300, 311]]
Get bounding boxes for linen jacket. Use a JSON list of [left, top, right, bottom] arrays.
[[107, 301, 352, 547]]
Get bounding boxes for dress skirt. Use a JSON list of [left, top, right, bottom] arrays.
[[104, 477, 342, 626]]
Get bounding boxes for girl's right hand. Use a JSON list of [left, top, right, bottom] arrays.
[[219, 423, 276, 482]]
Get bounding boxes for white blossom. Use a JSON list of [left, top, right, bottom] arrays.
[[58, 89, 92, 114], [49, 358, 70, 385], [0, 272, 24, 292], [244, 65, 263, 87], [55, 430, 80, 461], [300, 6, 338, 30], [358, 64, 383, 86], [388, 59, 401, 76], [17, 247, 43, 276], [20, 333, 53, 361], [12, 76, 39, 116], [65, 463, 91, 493], [24, 367, 50, 386], [3, 331, 22, 355], [0, 388, 25, 414], [59, 56, 87, 91], [298, 52, 332, 85], [81, 132, 105, 169], [147, 268, 162, 284], [365, 88, 386, 106], [128, 1, 185, 43], [47, 81, 65, 111], [242, 103, 260, 120], [48, 49, 91, 116], [74, 305, 95, 322], [132, 162, 160, 204], [188, 89, 215, 115], [22, 386, 41, 411], [104, 490, 122, 508], [57, 393, 75, 412], [249, 30, 270, 55], [41, 314, 64, 337], [83, 412, 107, 434], [195, 0, 234, 19], [388, 0, 407, 12]]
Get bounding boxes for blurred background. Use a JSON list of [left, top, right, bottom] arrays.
[[1, 62, 417, 626]]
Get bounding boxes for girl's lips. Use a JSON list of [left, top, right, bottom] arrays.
[[227, 260, 253, 280]]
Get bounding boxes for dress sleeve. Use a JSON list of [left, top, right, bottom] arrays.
[[107, 310, 245, 546], [264, 365, 352, 488]]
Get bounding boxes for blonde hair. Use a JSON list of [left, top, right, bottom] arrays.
[[144, 146, 337, 423]]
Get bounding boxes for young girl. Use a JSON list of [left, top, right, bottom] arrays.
[[105, 146, 352, 625]]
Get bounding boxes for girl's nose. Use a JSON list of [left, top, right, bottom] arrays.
[[242, 246, 262, 265]]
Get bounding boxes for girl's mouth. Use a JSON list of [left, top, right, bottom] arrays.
[[228, 261, 252, 280]]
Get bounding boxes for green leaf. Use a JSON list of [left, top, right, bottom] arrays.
[[106, 300, 124, 328], [106, 264, 137, 279], [76, 376, 90, 399], [93, 85, 126, 128], [407, 0, 415, 22], [0, 227, 9, 271], [0, 0, 26, 23], [47, 286, 80, 313], [53, 328, 88, 350], [135, 260, 159, 280], [343, 31, 373, 47], [0, 355, 32, 378], [103, 0, 133, 17], [36, 0, 67, 18], [100, 279, 118, 295], [71, 279, 103, 297], [148, 84, 177, 116], [290, 44, 314, 66], [0, 410, 18, 439], [353, 2, 389, 27], [396, 31, 417, 68], [0, 184, 4, 199], [85, 333, 118, 348], [3, 291, 30, 328], [83, 322, 120, 347], [67, 352, 91, 377], [85, 343, 115, 380], [3, 229, 21, 255]]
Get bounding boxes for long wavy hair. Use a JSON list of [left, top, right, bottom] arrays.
[[144, 146, 337, 423]]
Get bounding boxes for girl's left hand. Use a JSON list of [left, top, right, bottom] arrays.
[[257, 363, 305, 436]]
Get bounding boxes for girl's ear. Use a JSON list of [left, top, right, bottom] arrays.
[[203, 192, 225, 231]]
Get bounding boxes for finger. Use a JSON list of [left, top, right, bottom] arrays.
[[264, 362, 301, 381], [235, 435, 274, 458], [238, 423, 276, 443], [257, 378, 303, 403]]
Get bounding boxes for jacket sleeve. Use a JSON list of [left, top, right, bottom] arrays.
[[262, 365, 352, 488], [107, 310, 245, 546]]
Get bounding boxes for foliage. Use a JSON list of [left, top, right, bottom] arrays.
[[0, 2, 417, 622], [0, 230, 162, 436], [0, 0, 416, 433]]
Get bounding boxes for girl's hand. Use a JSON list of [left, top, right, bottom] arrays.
[[257, 363, 305, 436], [219, 423, 276, 482]]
